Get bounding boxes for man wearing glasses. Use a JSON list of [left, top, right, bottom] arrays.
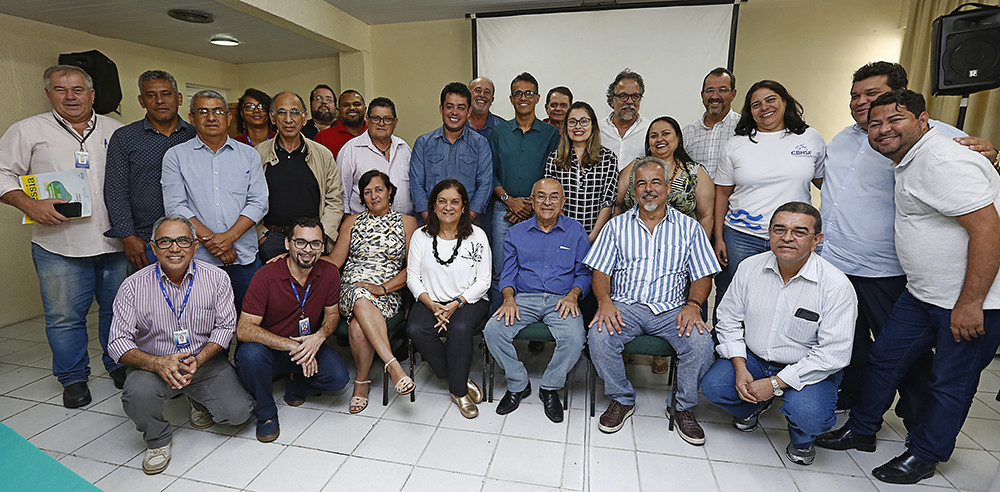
[[161, 89, 269, 314], [235, 216, 350, 442], [315, 89, 367, 160], [338, 97, 413, 214], [302, 84, 337, 140], [683, 67, 740, 180], [701, 201, 857, 466], [108, 214, 254, 475], [599, 68, 649, 170], [254, 91, 344, 262], [488, 72, 559, 311]]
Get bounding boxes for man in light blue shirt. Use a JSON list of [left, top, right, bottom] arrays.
[[819, 61, 997, 430], [162, 89, 269, 312]]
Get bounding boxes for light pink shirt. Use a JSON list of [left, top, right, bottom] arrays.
[[338, 131, 413, 215]]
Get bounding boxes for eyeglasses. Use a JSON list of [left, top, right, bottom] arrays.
[[512, 90, 538, 100], [243, 103, 265, 112], [153, 236, 195, 249], [533, 193, 562, 203], [291, 238, 324, 250], [312, 96, 335, 103], [614, 92, 643, 103], [368, 115, 396, 125], [702, 87, 732, 96], [272, 109, 306, 118], [769, 226, 815, 239], [193, 108, 227, 117], [567, 117, 592, 128]]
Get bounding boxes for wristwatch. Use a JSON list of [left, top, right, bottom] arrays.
[[769, 376, 784, 397], [454, 297, 466, 308], [500, 193, 510, 203]]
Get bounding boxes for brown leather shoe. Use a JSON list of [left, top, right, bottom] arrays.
[[598, 400, 634, 433], [670, 408, 706, 445]]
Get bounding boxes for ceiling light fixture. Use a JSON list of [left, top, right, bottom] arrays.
[[210, 35, 240, 47], [167, 9, 214, 24]]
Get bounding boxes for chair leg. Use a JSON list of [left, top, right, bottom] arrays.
[[488, 351, 495, 403], [408, 338, 415, 403], [589, 356, 596, 418], [383, 365, 389, 406], [481, 338, 488, 402], [668, 356, 678, 431]]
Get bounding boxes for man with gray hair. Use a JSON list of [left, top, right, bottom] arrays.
[[0, 64, 127, 407], [108, 214, 254, 475], [468, 77, 504, 139], [161, 89, 269, 313], [599, 69, 650, 170], [106, 69, 196, 272]]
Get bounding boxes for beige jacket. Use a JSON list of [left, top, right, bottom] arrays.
[[255, 135, 345, 245]]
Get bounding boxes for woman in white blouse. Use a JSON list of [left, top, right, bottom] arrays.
[[406, 179, 491, 418]]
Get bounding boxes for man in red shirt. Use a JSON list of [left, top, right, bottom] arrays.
[[235, 216, 349, 442], [315, 89, 367, 159]]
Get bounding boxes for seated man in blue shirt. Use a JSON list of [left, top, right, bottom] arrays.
[[585, 157, 720, 445], [484, 178, 591, 423]]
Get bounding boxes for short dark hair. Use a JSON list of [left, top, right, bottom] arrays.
[[138, 70, 178, 93], [870, 89, 926, 119], [771, 201, 822, 234], [511, 72, 539, 93], [309, 84, 335, 103], [358, 169, 397, 207], [853, 61, 908, 91], [423, 179, 474, 240], [702, 67, 736, 91], [440, 82, 472, 106], [367, 97, 397, 118], [735, 80, 808, 141], [644, 116, 694, 164], [287, 216, 324, 239], [236, 88, 272, 134], [606, 68, 645, 108], [546, 86, 573, 106], [339, 89, 364, 106]]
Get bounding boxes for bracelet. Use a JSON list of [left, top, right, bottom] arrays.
[[381, 285, 388, 296], [685, 299, 703, 313]]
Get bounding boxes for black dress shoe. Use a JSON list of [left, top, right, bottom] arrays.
[[110, 367, 127, 390], [872, 451, 936, 484], [815, 426, 876, 452], [539, 389, 563, 423], [63, 382, 91, 408], [496, 384, 531, 415]]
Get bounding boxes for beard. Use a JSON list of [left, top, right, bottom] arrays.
[[642, 201, 659, 212], [313, 108, 334, 124]]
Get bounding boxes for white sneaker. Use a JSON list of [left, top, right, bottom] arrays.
[[142, 443, 171, 475], [189, 397, 214, 429]]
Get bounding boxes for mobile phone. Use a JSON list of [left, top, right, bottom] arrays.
[[53, 202, 82, 218]]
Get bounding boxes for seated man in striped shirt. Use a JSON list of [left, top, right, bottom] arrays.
[[585, 157, 720, 446], [107, 214, 254, 475], [701, 201, 857, 466]]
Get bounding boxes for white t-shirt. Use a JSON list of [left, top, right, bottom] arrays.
[[406, 225, 492, 303], [715, 127, 826, 239], [599, 113, 649, 171]]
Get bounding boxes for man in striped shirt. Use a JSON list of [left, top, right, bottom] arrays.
[[108, 214, 254, 475], [585, 157, 720, 446], [701, 201, 857, 466]]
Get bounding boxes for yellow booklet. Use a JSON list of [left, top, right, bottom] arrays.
[[20, 170, 92, 224]]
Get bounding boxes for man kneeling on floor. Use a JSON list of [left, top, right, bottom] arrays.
[[701, 201, 857, 465], [235, 216, 350, 442], [585, 157, 719, 445], [485, 178, 591, 423], [107, 214, 254, 475]]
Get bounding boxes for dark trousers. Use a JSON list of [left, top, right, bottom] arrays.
[[839, 275, 932, 430], [220, 259, 260, 314], [235, 341, 350, 422], [257, 232, 287, 263], [407, 299, 489, 397], [845, 290, 1000, 464]]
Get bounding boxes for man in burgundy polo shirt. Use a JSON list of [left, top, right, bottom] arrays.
[[315, 89, 367, 160], [235, 216, 350, 442]]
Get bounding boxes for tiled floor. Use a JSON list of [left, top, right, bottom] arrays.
[[1, 314, 1000, 491]]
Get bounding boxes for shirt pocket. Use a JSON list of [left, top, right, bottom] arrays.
[[552, 245, 576, 272], [784, 313, 820, 345], [426, 153, 446, 183]]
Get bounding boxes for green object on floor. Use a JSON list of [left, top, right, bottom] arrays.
[[0, 422, 99, 491]]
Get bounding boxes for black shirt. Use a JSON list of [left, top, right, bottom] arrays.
[[263, 141, 321, 227]]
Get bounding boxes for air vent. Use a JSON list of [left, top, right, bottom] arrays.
[[167, 9, 214, 24]]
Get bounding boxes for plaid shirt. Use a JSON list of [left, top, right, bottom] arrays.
[[544, 146, 619, 234], [682, 110, 740, 180]]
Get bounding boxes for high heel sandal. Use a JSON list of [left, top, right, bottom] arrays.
[[385, 358, 415, 395], [349, 380, 370, 414]]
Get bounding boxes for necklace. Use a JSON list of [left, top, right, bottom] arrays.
[[432, 234, 463, 266]]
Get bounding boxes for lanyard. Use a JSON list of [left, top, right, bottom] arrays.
[[156, 262, 196, 327], [53, 114, 95, 151], [290, 280, 313, 319]]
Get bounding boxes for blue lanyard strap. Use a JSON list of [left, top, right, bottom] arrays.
[[156, 262, 196, 326], [290, 280, 313, 319]]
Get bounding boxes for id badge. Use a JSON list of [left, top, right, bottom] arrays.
[[298, 317, 311, 336], [173, 327, 191, 351], [75, 151, 90, 169]]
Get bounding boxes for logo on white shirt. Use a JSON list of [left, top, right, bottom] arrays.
[[790, 144, 813, 157]]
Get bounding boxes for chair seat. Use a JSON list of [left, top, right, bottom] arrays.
[[623, 335, 677, 357], [513, 322, 555, 342]]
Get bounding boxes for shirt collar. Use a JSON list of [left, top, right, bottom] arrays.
[[895, 127, 940, 170], [433, 125, 468, 142], [157, 259, 196, 285], [276, 138, 308, 158], [508, 117, 546, 134], [193, 135, 236, 152], [697, 110, 739, 130], [278, 256, 323, 284], [604, 112, 644, 135], [141, 116, 192, 135], [627, 204, 677, 226], [52, 109, 96, 131], [762, 251, 821, 283], [527, 214, 568, 233]]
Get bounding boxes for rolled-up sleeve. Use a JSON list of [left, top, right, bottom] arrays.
[[583, 219, 617, 275], [239, 151, 269, 223]]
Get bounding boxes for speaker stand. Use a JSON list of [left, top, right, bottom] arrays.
[[957, 93, 970, 131]]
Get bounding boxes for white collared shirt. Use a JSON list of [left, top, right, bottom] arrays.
[[683, 110, 740, 180], [715, 251, 857, 391], [599, 113, 648, 171], [338, 131, 412, 215]]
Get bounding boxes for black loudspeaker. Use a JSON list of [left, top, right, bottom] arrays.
[[931, 4, 1000, 96], [58, 50, 122, 115]]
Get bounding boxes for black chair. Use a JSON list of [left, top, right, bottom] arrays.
[[588, 335, 679, 430], [406, 315, 491, 402], [334, 311, 412, 406]]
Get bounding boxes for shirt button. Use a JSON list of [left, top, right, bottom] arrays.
[[214, 171, 218, 175]]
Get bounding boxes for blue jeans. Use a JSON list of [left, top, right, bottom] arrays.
[[484, 292, 585, 392], [587, 302, 715, 410], [235, 341, 350, 422], [845, 290, 1000, 464], [31, 244, 128, 386], [713, 227, 770, 326], [220, 259, 260, 314], [490, 199, 515, 312], [701, 351, 841, 448]]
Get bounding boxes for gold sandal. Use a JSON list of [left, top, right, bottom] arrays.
[[385, 358, 415, 395], [349, 380, 370, 414]]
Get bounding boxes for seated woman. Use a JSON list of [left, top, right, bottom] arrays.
[[406, 179, 491, 419], [236, 88, 276, 147], [544, 101, 619, 243], [327, 170, 417, 414]]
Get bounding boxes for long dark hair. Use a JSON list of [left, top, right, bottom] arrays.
[[236, 88, 273, 134], [644, 116, 694, 164], [734, 80, 807, 142], [423, 179, 473, 240]]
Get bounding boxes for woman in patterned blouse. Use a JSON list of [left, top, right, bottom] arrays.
[[544, 101, 619, 243]]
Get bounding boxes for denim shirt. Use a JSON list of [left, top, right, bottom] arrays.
[[409, 126, 493, 214]]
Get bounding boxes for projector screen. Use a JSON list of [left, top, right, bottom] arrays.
[[475, 3, 736, 128]]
